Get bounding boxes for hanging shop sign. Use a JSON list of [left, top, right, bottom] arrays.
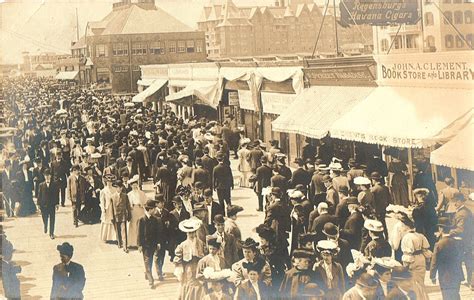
[[238, 90, 255, 111], [304, 65, 376, 86], [376, 51, 474, 89], [261, 92, 297, 115], [340, 0, 419, 26]]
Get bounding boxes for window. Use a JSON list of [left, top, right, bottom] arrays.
[[168, 41, 176, 53], [177, 41, 186, 53], [95, 44, 107, 57], [196, 40, 203, 53], [96, 67, 110, 84], [186, 40, 195, 53], [467, 34, 473, 47], [456, 35, 465, 47], [392, 35, 403, 49], [149, 41, 165, 54], [381, 39, 389, 52], [444, 11, 453, 24], [113, 65, 128, 73], [112, 43, 128, 56], [406, 34, 419, 49], [132, 65, 140, 72], [424, 12, 434, 26], [445, 34, 454, 48], [131, 43, 147, 55], [465, 11, 473, 24], [426, 35, 436, 48], [454, 11, 463, 23]]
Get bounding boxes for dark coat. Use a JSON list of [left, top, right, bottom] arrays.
[[386, 286, 416, 300], [370, 183, 392, 215], [201, 154, 218, 177], [290, 167, 311, 189], [111, 192, 131, 222], [213, 163, 234, 190], [310, 213, 339, 243], [235, 279, 269, 300], [450, 206, 474, 248], [119, 165, 138, 179], [255, 165, 272, 193], [430, 235, 464, 289], [51, 261, 86, 299], [192, 167, 210, 188], [264, 200, 290, 246], [51, 159, 69, 188], [341, 211, 364, 250], [279, 268, 318, 299], [205, 201, 225, 233], [137, 214, 165, 248], [246, 148, 264, 171], [37, 181, 59, 208], [170, 207, 190, 243], [271, 174, 288, 193], [313, 261, 345, 298]]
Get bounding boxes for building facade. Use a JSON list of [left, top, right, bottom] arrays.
[[72, 0, 207, 93], [21, 51, 70, 77], [374, 0, 473, 54], [198, 0, 373, 59]]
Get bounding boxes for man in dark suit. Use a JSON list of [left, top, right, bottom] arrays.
[[201, 147, 218, 177], [212, 214, 240, 268], [387, 267, 417, 300], [151, 194, 174, 279], [370, 172, 392, 238], [271, 167, 288, 197], [449, 192, 474, 289], [38, 140, 51, 168], [111, 179, 131, 252], [264, 187, 290, 252], [310, 164, 327, 207], [2, 160, 16, 217], [51, 152, 69, 207], [115, 149, 128, 170], [169, 196, 190, 260], [290, 158, 311, 189], [246, 141, 264, 173], [366, 153, 388, 185], [341, 197, 365, 250], [192, 158, 211, 188], [67, 165, 87, 227], [51, 242, 86, 299], [137, 200, 165, 287], [430, 217, 464, 300], [212, 154, 234, 208], [119, 156, 138, 179], [302, 137, 316, 163], [38, 169, 59, 239], [255, 156, 272, 212], [203, 188, 224, 234], [32, 157, 45, 198], [309, 202, 338, 243]]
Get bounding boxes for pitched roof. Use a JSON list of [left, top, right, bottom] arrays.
[[71, 36, 87, 50], [99, 4, 194, 36]]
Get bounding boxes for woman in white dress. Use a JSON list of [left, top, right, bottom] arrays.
[[100, 174, 117, 242], [237, 139, 252, 188], [127, 175, 147, 248]]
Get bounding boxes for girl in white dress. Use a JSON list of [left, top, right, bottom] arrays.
[[127, 175, 147, 248], [100, 175, 117, 242]]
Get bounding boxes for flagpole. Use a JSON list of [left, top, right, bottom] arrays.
[[333, 0, 339, 56]]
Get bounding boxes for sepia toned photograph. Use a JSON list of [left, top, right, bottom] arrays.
[[0, 0, 473, 299]]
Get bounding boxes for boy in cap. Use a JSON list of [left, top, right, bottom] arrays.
[[51, 242, 86, 299]]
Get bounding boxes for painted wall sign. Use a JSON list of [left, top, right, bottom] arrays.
[[304, 65, 376, 86], [340, 0, 419, 26], [261, 92, 297, 115], [238, 90, 255, 111]]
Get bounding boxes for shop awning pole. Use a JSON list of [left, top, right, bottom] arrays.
[[408, 148, 414, 204]]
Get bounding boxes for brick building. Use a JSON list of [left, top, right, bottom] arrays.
[[72, 0, 207, 93], [197, 0, 373, 58]]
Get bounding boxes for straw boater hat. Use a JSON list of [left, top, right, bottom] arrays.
[[316, 240, 339, 254], [91, 152, 102, 159], [178, 218, 202, 233], [354, 176, 371, 185], [413, 188, 430, 196], [364, 219, 384, 232], [127, 174, 140, 185]]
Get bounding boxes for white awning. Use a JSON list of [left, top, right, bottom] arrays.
[[166, 81, 219, 108], [132, 79, 167, 103], [137, 78, 157, 86], [272, 86, 374, 139], [330, 86, 474, 148], [56, 71, 79, 80], [431, 122, 474, 171]]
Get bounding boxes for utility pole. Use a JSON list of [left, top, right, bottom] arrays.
[[333, 0, 339, 56], [76, 8, 80, 42]]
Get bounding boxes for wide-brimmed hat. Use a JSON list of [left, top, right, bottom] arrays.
[[354, 176, 371, 185], [293, 249, 315, 259], [206, 236, 222, 248], [57, 242, 74, 257], [178, 218, 202, 233], [413, 188, 429, 196], [298, 232, 317, 246], [91, 152, 102, 159], [288, 189, 304, 199], [316, 240, 338, 254], [127, 174, 139, 185], [322, 222, 339, 237], [213, 214, 225, 224], [226, 205, 243, 217], [242, 259, 265, 273], [241, 238, 259, 249], [255, 224, 275, 241], [364, 219, 384, 232], [103, 174, 117, 182]]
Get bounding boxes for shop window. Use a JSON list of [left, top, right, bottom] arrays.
[[465, 11, 473, 24], [177, 41, 186, 53], [186, 40, 195, 53], [454, 11, 463, 24], [113, 66, 128, 73], [149, 41, 165, 54], [131, 43, 147, 55], [436, 165, 452, 183], [392, 35, 403, 49], [168, 41, 176, 53], [426, 35, 436, 48], [132, 65, 140, 72], [196, 40, 203, 53], [456, 35, 465, 47], [380, 39, 389, 52], [457, 169, 474, 189], [112, 43, 128, 56], [95, 44, 107, 57], [424, 12, 434, 26], [445, 34, 454, 48], [406, 34, 419, 49], [444, 11, 453, 24], [96, 67, 110, 84]]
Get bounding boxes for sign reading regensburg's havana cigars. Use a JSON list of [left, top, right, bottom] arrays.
[[340, 0, 419, 26], [375, 51, 474, 89]]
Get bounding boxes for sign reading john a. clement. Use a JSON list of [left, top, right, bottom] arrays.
[[340, 0, 419, 26]]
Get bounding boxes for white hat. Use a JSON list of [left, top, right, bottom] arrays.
[[364, 219, 384, 232], [179, 218, 202, 233], [330, 162, 343, 171], [288, 190, 304, 199], [317, 202, 328, 211], [127, 174, 140, 185], [354, 176, 371, 185], [316, 240, 338, 253], [91, 152, 102, 159], [86, 137, 94, 143], [373, 257, 402, 269], [240, 138, 251, 146]]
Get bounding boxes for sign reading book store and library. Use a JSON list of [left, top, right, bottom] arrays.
[[376, 51, 474, 89], [340, 0, 419, 26]]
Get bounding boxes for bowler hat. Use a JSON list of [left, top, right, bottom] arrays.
[[172, 196, 183, 203], [271, 187, 282, 196], [213, 214, 225, 224], [453, 192, 465, 202], [322, 222, 339, 237], [242, 259, 265, 273], [322, 175, 332, 183], [57, 242, 74, 257], [299, 232, 317, 246], [154, 194, 165, 203], [338, 185, 349, 194], [204, 188, 213, 197], [293, 157, 304, 165], [43, 168, 51, 176], [144, 200, 156, 209]]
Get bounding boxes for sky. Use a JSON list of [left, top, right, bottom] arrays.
[[0, 0, 328, 64]]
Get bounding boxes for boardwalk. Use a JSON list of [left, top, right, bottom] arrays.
[[3, 159, 473, 299]]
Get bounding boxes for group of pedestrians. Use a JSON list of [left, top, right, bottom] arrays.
[[1, 76, 473, 300]]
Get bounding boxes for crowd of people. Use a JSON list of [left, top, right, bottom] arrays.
[[1, 77, 473, 300]]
